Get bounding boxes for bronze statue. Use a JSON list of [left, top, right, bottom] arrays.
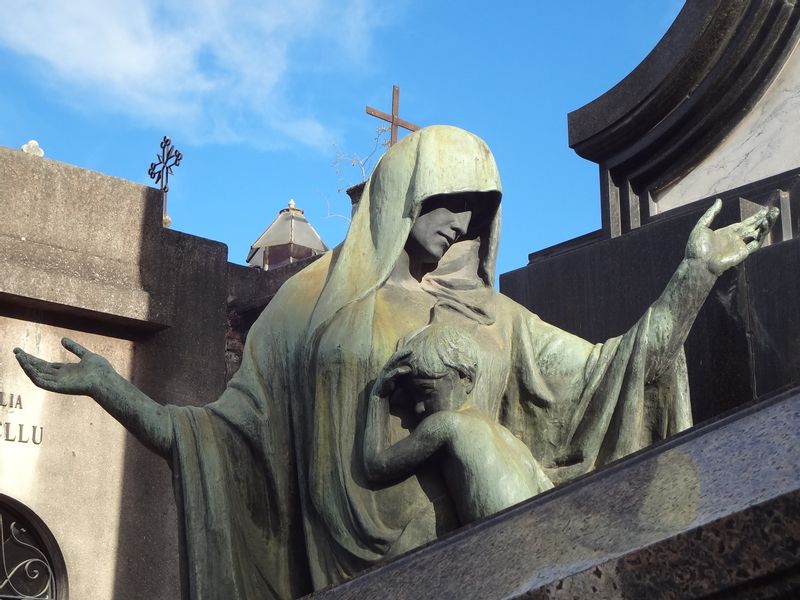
[[13, 126, 778, 599]]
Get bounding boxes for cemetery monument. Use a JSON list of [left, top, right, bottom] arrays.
[[13, 125, 778, 599], [3, 1, 800, 598]]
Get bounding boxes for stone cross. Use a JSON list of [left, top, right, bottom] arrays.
[[365, 85, 420, 146], [148, 136, 182, 227]]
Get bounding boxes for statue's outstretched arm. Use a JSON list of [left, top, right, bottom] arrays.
[[14, 337, 174, 458], [645, 199, 779, 381]]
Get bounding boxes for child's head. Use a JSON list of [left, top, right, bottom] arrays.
[[401, 324, 478, 414]]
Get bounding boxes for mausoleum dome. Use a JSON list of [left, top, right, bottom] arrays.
[[246, 199, 328, 270]]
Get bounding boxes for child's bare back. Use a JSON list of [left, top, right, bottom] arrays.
[[413, 406, 551, 522], [363, 323, 553, 525]]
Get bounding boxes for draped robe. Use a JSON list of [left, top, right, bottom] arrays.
[[166, 126, 692, 599]]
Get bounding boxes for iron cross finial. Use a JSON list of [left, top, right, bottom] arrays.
[[366, 85, 420, 146], [148, 136, 182, 227]]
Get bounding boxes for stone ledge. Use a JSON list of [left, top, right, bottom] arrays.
[[310, 389, 800, 599], [0, 146, 172, 329], [0, 234, 166, 328], [520, 490, 800, 599], [0, 147, 163, 262]]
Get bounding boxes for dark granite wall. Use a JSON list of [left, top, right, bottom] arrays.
[[500, 188, 800, 425]]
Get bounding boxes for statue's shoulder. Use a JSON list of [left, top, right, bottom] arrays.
[[495, 291, 540, 323], [278, 253, 332, 299], [254, 253, 333, 327]]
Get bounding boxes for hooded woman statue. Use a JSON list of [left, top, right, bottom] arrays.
[[14, 126, 778, 599]]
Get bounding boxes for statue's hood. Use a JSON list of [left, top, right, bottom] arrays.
[[309, 125, 503, 335]]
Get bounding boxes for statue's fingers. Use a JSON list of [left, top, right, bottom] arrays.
[[741, 206, 779, 238], [696, 198, 722, 229], [382, 366, 411, 388], [390, 348, 412, 360], [14, 350, 49, 383], [763, 206, 780, 232], [751, 211, 779, 242], [388, 365, 412, 379], [22, 352, 60, 375], [62, 337, 89, 358], [737, 224, 762, 242], [738, 207, 769, 230], [387, 348, 412, 367], [13, 348, 36, 368], [13, 348, 31, 370], [739, 209, 777, 241], [746, 239, 763, 253]]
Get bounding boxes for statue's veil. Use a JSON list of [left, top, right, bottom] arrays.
[[296, 126, 505, 581]]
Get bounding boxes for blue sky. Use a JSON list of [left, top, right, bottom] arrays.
[[0, 1, 684, 279]]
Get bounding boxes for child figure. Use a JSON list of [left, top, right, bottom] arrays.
[[363, 323, 554, 525]]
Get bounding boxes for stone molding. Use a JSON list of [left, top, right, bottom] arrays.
[[567, 0, 800, 236], [0, 147, 169, 328]]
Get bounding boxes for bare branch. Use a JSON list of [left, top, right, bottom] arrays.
[[331, 125, 390, 188], [317, 188, 351, 223]]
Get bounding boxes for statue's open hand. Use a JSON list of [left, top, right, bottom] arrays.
[[372, 349, 412, 399], [13, 337, 115, 397], [686, 199, 779, 276]]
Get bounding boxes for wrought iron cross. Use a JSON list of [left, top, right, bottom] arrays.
[[365, 84, 420, 146], [148, 136, 182, 226]]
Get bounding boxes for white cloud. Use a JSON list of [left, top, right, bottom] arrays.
[[0, 0, 384, 149]]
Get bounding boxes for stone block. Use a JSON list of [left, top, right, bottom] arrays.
[[0, 147, 168, 328], [0, 146, 233, 600]]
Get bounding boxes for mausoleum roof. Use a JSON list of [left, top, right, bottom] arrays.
[[246, 200, 328, 269], [567, 0, 800, 195]]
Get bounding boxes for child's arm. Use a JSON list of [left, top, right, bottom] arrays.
[[364, 408, 451, 482], [363, 351, 413, 481]]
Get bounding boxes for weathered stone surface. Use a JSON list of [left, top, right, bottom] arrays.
[[657, 43, 800, 212], [0, 147, 231, 600], [521, 491, 800, 599], [1, 144, 326, 599], [0, 318, 140, 600], [308, 389, 800, 599], [0, 142, 328, 599], [0, 146, 167, 327]]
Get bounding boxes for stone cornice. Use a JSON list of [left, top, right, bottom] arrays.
[[568, 0, 800, 196]]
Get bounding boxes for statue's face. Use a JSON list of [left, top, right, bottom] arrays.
[[407, 370, 472, 415], [405, 193, 477, 263]]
